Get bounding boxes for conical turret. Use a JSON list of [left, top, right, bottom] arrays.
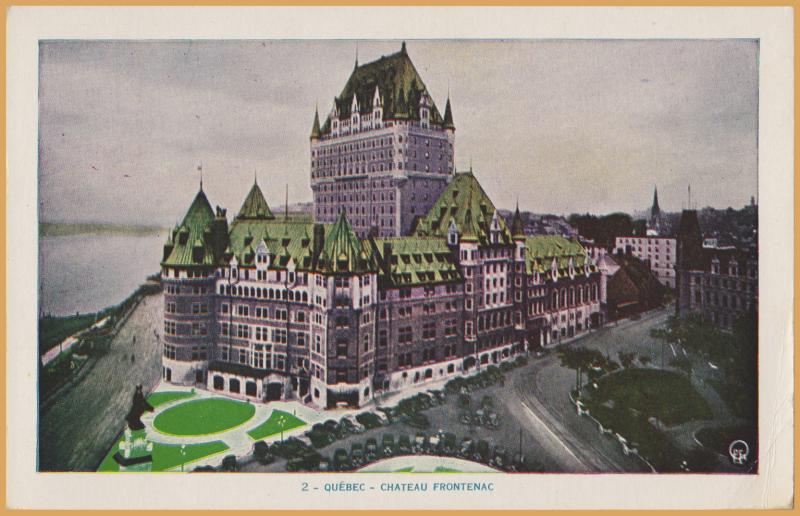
[[510, 203, 525, 239], [310, 107, 321, 140], [236, 180, 275, 221], [443, 96, 455, 130]]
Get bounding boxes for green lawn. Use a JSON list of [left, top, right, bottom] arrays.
[[246, 410, 306, 440], [586, 368, 712, 426], [153, 398, 255, 436], [98, 440, 229, 472], [581, 368, 712, 472], [147, 391, 195, 408]]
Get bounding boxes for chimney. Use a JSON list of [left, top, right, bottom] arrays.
[[383, 242, 393, 268], [312, 223, 325, 261]]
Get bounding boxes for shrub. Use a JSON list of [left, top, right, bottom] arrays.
[[355, 412, 382, 429], [515, 356, 529, 367], [406, 412, 430, 429], [253, 441, 273, 465], [221, 455, 237, 472], [457, 393, 471, 409]]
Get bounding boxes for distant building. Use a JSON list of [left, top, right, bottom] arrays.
[[605, 253, 666, 320], [675, 209, 758, 330], [614, 235, 677, 288], [310, 42, 455, 238]]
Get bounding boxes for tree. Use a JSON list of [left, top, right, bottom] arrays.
[[558, 346, 606, 394], [618, 351, 637, 369], [253, 441, 272, 465]]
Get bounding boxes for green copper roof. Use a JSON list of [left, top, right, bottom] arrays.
[[228, 219, 319, 271], [310, 108, 321, 139], [162, 188, 217, 267], [413, 172, 512, 245], [524, 235, 595, 277], [236, 182, 275, 221], [317, 212, 376, 274], [321, 43, 445, 133], [372, 237, 462, 286]]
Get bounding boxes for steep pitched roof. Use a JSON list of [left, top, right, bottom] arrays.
[[227, 219, 317, 270], [310, 108, 321, 139], [371, 237, 462, 287], [524, 235, 595, 277], [413, 171, 512, 245], [317, 212, 376, 274], [443, 97, 454, 130], [320, 43, 444, 133], [236, 181, 275, 221], [162, 188, 217, 267]]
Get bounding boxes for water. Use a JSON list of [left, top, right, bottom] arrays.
[[38, 232, 166, 317]]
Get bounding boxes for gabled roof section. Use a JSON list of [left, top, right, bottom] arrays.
[[320, 43, 444, 133], [317, 212, 376, 274], [227, 219, 319, 271], [524, 235, 595, 277], [371, 236, 462, 287], [236, 181, 275, 221], [413, 171, 512, 246], [162, 187, 217, 267]]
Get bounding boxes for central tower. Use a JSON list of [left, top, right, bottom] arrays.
[[310, 42, 456, 238]]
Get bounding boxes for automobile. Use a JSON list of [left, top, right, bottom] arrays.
[[381, 434, 396, 457], [459, 437, 474, 458], [332, 448, 350, 471], [413, 433, 427, 453], [442, 433, 457, 454], [372, 411, 390, 426], [350, 443, 365, 466], [492, 447, 508, 469], [475, 440, 491, 463], [398, 435, 412, 454], [365, 438, 378, 461]]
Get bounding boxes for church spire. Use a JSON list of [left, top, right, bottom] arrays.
[[651, 186, 661, 217]]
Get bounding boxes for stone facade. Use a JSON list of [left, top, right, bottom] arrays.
[[161, 174, 603, 410], [614, 235, 677, 288], [675, 209, 758, 330]]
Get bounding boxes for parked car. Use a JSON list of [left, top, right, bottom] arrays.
[[397, 435, 412, 454], [413, 433, 427, 453], [332, 448, 350, 471], [381, 434, 395, 457], [365, 438, 378, 461], [350, 443, 365, 466]]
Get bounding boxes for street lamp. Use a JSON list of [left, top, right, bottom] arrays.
[[180, 444, 186, 472], [277, 414, 287, 442]]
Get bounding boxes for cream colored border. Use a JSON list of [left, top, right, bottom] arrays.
[[6, 6, 793, 510]]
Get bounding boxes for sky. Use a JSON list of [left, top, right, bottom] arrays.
[[38, 39, 758, 226]]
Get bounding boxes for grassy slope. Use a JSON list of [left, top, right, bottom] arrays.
[[246, 410, 306, 440], [98, 440, 229, 472]]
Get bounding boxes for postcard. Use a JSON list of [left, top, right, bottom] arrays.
[[6, 5, 794, 510]]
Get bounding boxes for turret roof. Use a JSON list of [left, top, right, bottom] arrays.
[[236, 181, 275, 221], [320, 43, 446, 133], [317, 212, 376, 274], [413, 171, 512, 245], [371, 236, 462, 287], [161, 187, 217, 267]]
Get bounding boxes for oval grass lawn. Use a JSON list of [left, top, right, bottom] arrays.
[[154, 398, 255, 436]]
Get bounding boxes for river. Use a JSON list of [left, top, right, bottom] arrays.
[[38, 231, 167, 317]]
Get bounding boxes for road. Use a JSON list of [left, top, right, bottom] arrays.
[[507, 308, 673, 472], [38, 293, 163, 471]]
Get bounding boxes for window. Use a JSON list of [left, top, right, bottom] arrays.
[[422, 322, 436, 340], [336, 339, 348, 358], [399, 326, 413, 344], [273, 329, 287, 344], [237, 305, 249, 317]]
